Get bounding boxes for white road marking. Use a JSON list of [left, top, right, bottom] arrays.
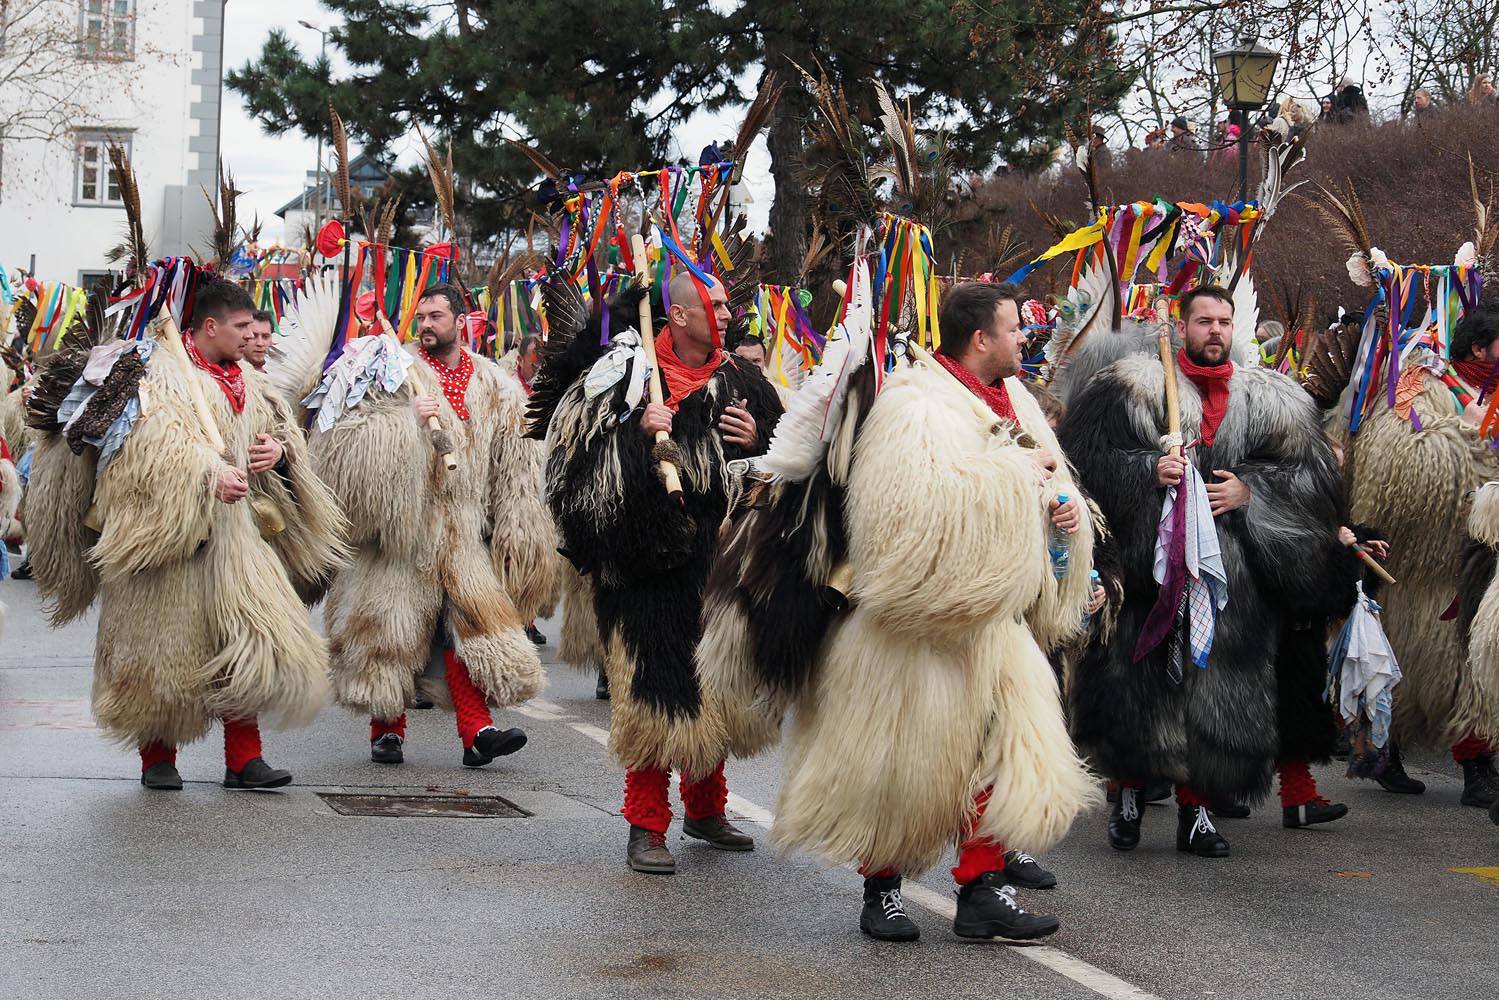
[[557, 702, 1162, 1000]]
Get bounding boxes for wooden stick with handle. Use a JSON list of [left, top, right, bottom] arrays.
[[1352, 544, 1397, 586], [1157, 327, 1182, 457], [630, 233, 684, 502], [379, 312, 457, 473]]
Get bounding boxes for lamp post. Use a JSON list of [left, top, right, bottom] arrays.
[[1212, 37, 1281, 204], [298, 20, 329, 242]]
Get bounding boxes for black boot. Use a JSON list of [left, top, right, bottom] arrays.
[[1376, 741, 1425, 794], [10, 556, 32, 580], [463, 726, 527, 767], [370, 733, 404, 764], [1210, 800, 1251, 819], [953, 872, 1060, 940], [1001, 850, 1057, 889], [411, 693, 435, 710], [860, 874, 919, 942], [627, 825, 676, 874], [1107, 787, 1143, 851], [1176, 805, 1230, 857], [1460, 754, 1499, 808], [223, 757, 292, 790], [141, 761, 183, 790], [525, 623, 547, 646], [1283, 797, 1348, 828], [682, 815, 754, 851], [595, 668, 610, 700]]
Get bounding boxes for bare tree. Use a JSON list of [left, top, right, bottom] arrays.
[[0, 0, 163, 144], [1388, 0, 1499, 112]]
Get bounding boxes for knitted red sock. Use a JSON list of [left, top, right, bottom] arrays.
[[680, 761, 728, 821], [1452, 735, 1492, 763], [1277, 758, 1319, 808], [139, 740, 177, 772], [444, 649, 494, 748], [370, 714, 407, 742], [222, 716, 263, 773], [951, 787, 1008, 885], [622, 767, 672, 834], [1175, 783, 1211, 808]]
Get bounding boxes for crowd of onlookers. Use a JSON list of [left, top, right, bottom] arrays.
[[1135, 72, 1499, 157]]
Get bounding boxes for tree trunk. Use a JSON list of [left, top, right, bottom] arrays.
[[763, 42, 810, 285]]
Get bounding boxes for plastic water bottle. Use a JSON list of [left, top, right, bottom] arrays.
[[1049, 492, 1071, 579], [1081, 569, 1101, 629]]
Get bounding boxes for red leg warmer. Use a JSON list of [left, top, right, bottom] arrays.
[[222, 716, 263, 773], [622, 767, 673, 834], [951, 787, 1008, 886], [1452, 735, 1492, 763], [1277, 758, 1319, 808], [370, 714, 407, 742], [1175, 783, 1211, 808], [444, 649, 494, 748], [679, 761, 728, 821], [139, 740, 177, 772]]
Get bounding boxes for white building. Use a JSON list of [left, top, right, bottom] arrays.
[[0, 1, 226, 287]]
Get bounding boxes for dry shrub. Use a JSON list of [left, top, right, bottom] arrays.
[[949, 105, 1499, 323]]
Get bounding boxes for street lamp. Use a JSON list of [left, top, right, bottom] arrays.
[[299, 20, 329, 244], [1212, 37, 1280, 205]]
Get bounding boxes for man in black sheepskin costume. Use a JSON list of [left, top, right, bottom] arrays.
[[1059, 285, 1356, 858], [527, 268, 781, 875]]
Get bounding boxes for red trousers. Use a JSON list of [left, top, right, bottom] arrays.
[[139, 716, 263, 773], [622, 761, 729, 834], [859, 787, 1007, 886], [370, 650, 494, 748]]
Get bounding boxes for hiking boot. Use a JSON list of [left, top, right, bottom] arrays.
[[953, 872, 1060, 940], [463, 726, 527, 767], [223, 757, 292, 791], [141, 761, 183, 790], [595, 668, 610, 700], [1176, 805, 1230, 857], [860, 874, 919, 942], [524, 624, 547, 646], [1107, 787, 1143, 851], [681, 815, 754, 851], [627, 825, 676, 874], [1001, 850, 1057, 890], [1460, 754, 1499, 809], [1376, 742, 1425, 795], [1283, 797, 1348, 828], [370, 733, 404, 764]]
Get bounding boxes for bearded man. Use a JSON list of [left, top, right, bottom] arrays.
[[1061, 286, 1355, 857], [309, 284, 545, 767]]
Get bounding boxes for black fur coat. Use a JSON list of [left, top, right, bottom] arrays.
[[1059, 354, 1353, 802]]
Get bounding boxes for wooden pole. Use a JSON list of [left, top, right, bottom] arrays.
[[1157, 327, 1182, 457], [1352, 545, 1397, 586], [379, 311, 457, 472], [630, 233, 684, 502]]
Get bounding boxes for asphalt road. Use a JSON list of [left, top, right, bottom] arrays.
[[1, 576, 1495, 1000]]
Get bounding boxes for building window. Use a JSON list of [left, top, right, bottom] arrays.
[[80, 0, 134, 60], [75, 133, 130, 206]]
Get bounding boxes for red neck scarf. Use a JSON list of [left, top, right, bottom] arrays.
[[1176, 348, 1233, 446], [1453, 358, 1496, 394], [421, 347, 475, 421], [185, 335, 246, 414], [517, 367, 534, 397], [654, 327, 724, 412], [934, 351, 1017, 423]]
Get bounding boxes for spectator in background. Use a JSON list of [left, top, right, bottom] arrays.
[[1168, 115, 1197, 153], [1277, 97, 1313, 140], [1213, 120, 1242, 164], [1412, 88, 1436, 118], [1469, 74, 1497, 105], [1332, 77, 1369, 121], [1319, 97, 1336, 122]]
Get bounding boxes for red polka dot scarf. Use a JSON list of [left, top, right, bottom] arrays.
[[420, 347, 474, 421]]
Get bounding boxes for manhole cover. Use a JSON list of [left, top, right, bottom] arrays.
[[317, 792, 531, 818]]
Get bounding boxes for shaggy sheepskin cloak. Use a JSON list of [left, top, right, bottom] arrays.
[[1060, 348, 1351, 803], [531, 288, 782, 779], [309, 343, 546, 720], [705, 351, 1099, 874], [1340, 370, 1499, 747], [25, 346, 347, 746]]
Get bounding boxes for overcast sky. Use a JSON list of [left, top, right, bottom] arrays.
[[222, 2, 771, 244]]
